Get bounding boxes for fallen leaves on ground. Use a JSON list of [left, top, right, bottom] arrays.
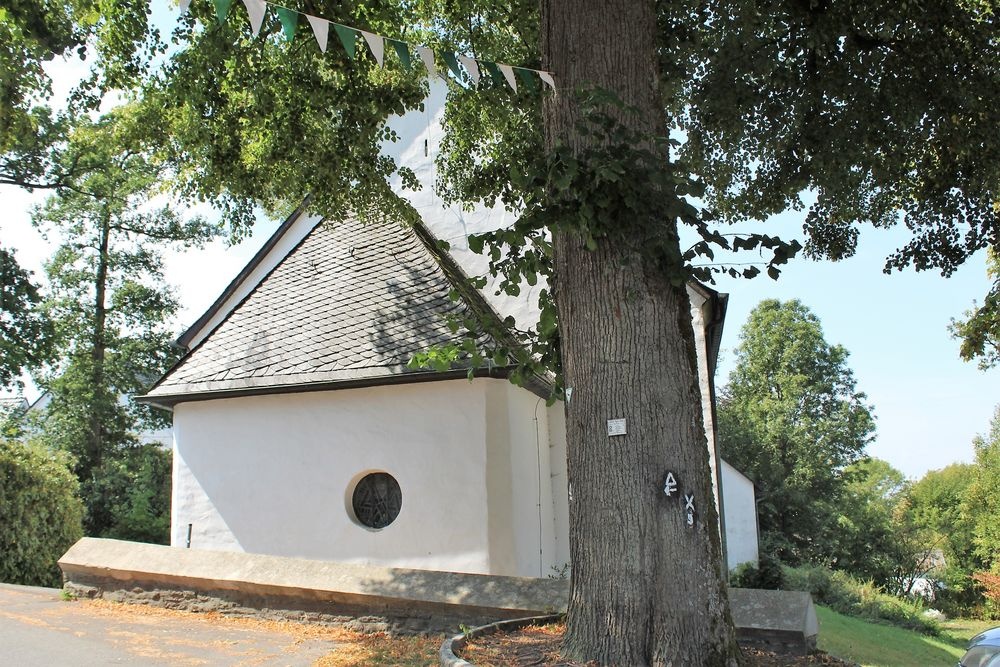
[[77, 599, 441, 666], [460, 622, 861, 667]]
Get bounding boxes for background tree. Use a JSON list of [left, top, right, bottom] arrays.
[[906, 463, 981, 613], [32, 111, 217, 538], [0, 247, 52, 388], [830, 459, 912, 588], [0, 0, 155, 190], [965, 406, 1000, 575], [829, 458, 924, 592], [0, 436, 84, 587], [952, 248, 1000, 370], [719, 299, 875, 564]]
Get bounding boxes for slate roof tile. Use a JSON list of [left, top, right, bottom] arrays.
[[146, 218, 498, 399]]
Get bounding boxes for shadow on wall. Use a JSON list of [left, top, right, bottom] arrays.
[[356, 566, 569, 624]]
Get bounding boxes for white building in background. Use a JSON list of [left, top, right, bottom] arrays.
[[139, 84, 758, 577]]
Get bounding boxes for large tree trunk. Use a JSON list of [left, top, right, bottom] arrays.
[[541, 1, 740, 664], [89, 208, 112, 473]]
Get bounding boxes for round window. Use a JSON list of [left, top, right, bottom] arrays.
[[351, 472, 402, 529]]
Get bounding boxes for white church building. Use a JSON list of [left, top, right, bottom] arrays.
[[139, 84, 758, 578]]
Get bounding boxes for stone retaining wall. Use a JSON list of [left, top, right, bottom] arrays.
[[59, 538, 567, 635], [59, 537, 818, 651]]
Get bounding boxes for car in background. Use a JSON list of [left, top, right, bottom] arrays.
[[960, 627, 1000, 667]]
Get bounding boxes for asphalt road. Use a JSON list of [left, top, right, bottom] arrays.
[[0, 583, 339, 666]]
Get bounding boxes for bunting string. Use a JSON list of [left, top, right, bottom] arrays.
[[179, 0, 558, 94]]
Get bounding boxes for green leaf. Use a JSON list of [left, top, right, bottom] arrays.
[[468, 234, 485, 254]]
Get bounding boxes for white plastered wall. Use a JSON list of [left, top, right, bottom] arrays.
[[171, 378, 566, 578], [381, 82, 543, 334], [483, 380, 558, 578], [169, 372, 751, 576], [547, 403, 570, 572], [687, 286, 722, 516], [720, 460, 759, 569], [171, 380, 494, 573]]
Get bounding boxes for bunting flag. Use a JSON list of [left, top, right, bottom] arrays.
[[498, 64, 518, 92], [458, 54, 480, 86], [389, 39, 412, 70], [178, 0, 192, 13], [416, 46, 436, 78], [515, 67, 537, 93], [212, 0, 232, 24], [195, 0, 558, 94], [482, 61, 505, 88], [538, 71, 556, 92], [442, 52, 464, 81], [334, 24, 358, 59], [307, 14, 329, 52], [241, 0, 266, 36], [361, 31, 384, 66], [276, 7, 297, 41]]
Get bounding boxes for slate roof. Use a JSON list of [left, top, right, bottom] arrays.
[[143, 217, 508, 405], [0, 397, 28, 418]]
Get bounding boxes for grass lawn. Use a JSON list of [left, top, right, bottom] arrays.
[[817, 606, 996, 667]]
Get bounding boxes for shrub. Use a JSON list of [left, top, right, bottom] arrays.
[[88, 444, 171, 545], [782, 563, 940, 635], [972, 572, 1000, 620], [0, 438, 84, 587], [933, 567, 989, 619], [730, 553, 785, 590]]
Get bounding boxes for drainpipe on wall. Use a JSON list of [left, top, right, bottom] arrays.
[[534, 396, 545, 579]]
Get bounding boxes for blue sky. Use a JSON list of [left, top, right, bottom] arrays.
[[708, 212, 998, 478]]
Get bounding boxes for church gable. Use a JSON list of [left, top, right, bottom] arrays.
[[145, 218, 497, 404]]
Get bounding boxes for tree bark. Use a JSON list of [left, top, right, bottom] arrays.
[[541, 1, 740, 664], [89, 205, 111, 472]]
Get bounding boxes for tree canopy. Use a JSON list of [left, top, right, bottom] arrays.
[[719, 299, 875, 564], [966, 405, 1000, 570], [680, 0, 1000, 277], [0, 247, 52, 388], [31, 111, 216, 536], [0, 0, 157, 190], [952, 248, 1000, 369]]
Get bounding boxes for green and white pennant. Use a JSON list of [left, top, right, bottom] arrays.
[[189, 0, 557, 93], [306, 14, 329, 52], [361, 31, 384, 66], [458, 54, 480, 86], [241, 0, 266, 36]]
